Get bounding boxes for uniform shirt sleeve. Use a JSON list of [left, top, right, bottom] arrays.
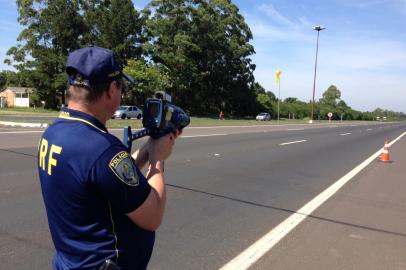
[[91, 145, 151, 214]]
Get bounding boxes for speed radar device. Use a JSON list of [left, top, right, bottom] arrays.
[[123, 91, 190, 151]]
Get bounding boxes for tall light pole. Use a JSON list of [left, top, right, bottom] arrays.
[[309, 25, 325, 124]]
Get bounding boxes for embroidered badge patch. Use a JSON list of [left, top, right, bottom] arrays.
[[109, 151, 139, 186]]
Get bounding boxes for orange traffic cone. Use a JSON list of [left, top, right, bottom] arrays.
[[379, 140, 391, 162]]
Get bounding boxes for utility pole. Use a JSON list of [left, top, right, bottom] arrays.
[[309, 25, 326, 123]]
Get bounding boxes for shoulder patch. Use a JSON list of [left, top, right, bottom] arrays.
[[109, 151, 139, 186]]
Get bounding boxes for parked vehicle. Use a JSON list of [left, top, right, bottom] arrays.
[[112, 106, 143, 119], [256, 112, 271, 121]]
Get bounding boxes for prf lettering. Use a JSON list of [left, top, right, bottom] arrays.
[[39, 138, 63, 175]]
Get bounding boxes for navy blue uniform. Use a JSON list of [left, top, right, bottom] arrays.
[[38, 108, 153, 270]]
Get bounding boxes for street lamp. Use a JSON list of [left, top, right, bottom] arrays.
[[309, 25, 326, 124]]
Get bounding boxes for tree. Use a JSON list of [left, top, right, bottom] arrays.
[[0, 72, 7, 90], [337, 100, 349, 110], [123, 59, 170, 104], [82, 0, 144, 66], [144, 0, 256, 116], [284, 97, 298, 103], [253, 82, 266, 94], [319, 85, 341, 107], [256, 93, 275, 115], [5, 0, 144, 109], [5, 0, 86, 108]]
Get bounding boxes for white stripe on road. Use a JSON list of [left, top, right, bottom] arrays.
[[287, 128, 304, 131], [366, 128, 373, 131], [182, 134, 228, 138], [279, 140, 307, 146], [340, 133, 352, 136], [0, 121, 48, 128], [220, 131, 406, 270], [0, 130, 44, 134]]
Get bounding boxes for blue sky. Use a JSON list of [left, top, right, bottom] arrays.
[[1, 0, 405, 112]]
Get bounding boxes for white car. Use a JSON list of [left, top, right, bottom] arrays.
[[256, 112, 271, 121], [112, 106, 143, 119]]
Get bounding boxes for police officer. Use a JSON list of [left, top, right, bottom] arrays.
[[38, 46, 180, 269]]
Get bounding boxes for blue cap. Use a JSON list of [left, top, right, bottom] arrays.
[[66, 46, 134, 89]]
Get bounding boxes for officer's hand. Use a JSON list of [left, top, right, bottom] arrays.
[[148, 130, 181, 163], [132, 143, 149, 169]]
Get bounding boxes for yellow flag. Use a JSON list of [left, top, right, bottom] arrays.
[[275, 69, 282, 84]]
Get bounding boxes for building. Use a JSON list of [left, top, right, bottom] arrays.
[[0, 87, 34, 107]]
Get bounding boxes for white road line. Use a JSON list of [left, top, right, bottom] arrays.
[[0, 131, 44, 134], [366, 128, 373, 131], [220, 131, 406, 270], [340, 133, 352, 136], [182, 133, 227, 138], [186, 123, 314, 129], [279, 140, 307, 146], [287, 128, 304, 131], [0, 121, 48, 128]]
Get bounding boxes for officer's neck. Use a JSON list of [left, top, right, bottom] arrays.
[[68, 101, 110, 126]]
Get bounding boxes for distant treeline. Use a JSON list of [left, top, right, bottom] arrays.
[[2, 0, 405, 121], [255, 84, 405, 121]]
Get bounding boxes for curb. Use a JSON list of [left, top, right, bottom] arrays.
[[0, 121, 48, 128]]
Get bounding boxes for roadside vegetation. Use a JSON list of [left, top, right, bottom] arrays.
[[1, 0, 405, 122], [1, 107, 400, 129]]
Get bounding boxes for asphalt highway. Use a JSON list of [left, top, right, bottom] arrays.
[[0, 121, 405, 269]]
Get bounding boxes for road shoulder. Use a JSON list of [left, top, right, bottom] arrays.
[[253, 134, 406, 270]]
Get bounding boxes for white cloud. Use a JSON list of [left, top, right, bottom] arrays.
[[298, 16, 312, 28], [257, 4, 295, 28], [245, 3, 317, 44], [256, 4, 314, 31], [249, 21, 313, 43]]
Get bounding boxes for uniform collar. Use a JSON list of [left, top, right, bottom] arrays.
[[59, 107, 108, 133]]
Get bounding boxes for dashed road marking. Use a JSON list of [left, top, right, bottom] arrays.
[[182, 133, 227, 138], [279, 140, 307, 146], [340, 133, 352, 136]]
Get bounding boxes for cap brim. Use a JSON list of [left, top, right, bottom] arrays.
[[122, 72, 134, 83]]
